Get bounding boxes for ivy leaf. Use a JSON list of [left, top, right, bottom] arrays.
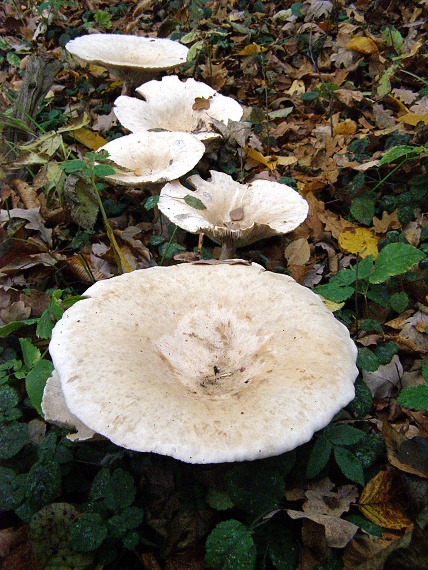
[[334, 447, 365, 486], [369, 243, 425, 284], [205, 520, 256, 570], [357, 347, 380, 372], [397, 385, 428, 411], [306, 436, 332, 479], [70, 512, 107, 552], [183, 194, 207, 210]]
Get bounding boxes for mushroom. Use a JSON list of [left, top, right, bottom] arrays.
[[113, 76, 243, 143], [157, 170, 309, 259], [97, 131, 205, 193], [65, 34, 189, 94], [48, 262, 358, 464], [42, 371, 96, 441]]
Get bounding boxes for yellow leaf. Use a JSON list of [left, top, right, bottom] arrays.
[[397, 113, 428, 126], [333, 119, 357, 135], [359, 469, 413, 530], [72, 128, 107, 150], [238, 43, 264, 56], [276, 156, 298, 166], [345, 37, 378, 55], [245, 147, 277, 170], [320, 297, 345, 312], [338, 227, 379, 259], [285, 80, 305, 96], [89, 63, 107, 77]]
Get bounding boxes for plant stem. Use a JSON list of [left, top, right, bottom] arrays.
[[160, 226, 178, 265], [371, 158, 407, 193]]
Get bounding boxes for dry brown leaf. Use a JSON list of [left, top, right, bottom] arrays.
[[284, 237, 311, 266], [397, 113, 428, 126], [0, 208, 52, 246], [345, 36, 378, 55], [333, 119, 357, 135], [382, 422, 428, 479], [288, 510, 358, 548], [372, 210, 400, 234], [334, 88, 363, 106], [192, 96, 211, 111], [391, 88, 418, 105], [362, 355, 403, 398], [343, 530, 413, 570], [359, 469, 414, 530], [0, 301, 31, 325]]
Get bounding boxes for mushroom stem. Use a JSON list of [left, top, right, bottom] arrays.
[[219, 242, 236, 260]]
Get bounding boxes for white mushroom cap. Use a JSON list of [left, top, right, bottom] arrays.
[[98, 132, 205, 187], [65, 34, 189, 85], [41, 370, 96, 441], [114, 76, 243, 142], [158, 170, 309, 247], [49, 263, 358, 464]]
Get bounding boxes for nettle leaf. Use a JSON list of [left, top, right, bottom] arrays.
[[390, 291, 409, 313], [61, 159, 86, 173], [347, 378, 373, 418], [183, 194, 207, 210], [334, 447, 365, 486], [325, 425, 366, 446], [306, 436, 332, 479], [352, 433, 385, 469], [30, 502, 94, 569], [93, 164, 116, 178], [375, 342, 398, 365], [90, 468, 136, 513], [397, 385, 428, 411], [369, 243, 425, 284], [225, 464, 285, 516], [357, 347, 380, 372], [70, 512, 107, 552], [26, 359, 54, 415], [26, 460, 62, 512], [350, 196, 375, 226], [0, 422, 29, 459], [205, 520, 256, 570], [107, 506, 144, 539], [315, 283, 354, 303]]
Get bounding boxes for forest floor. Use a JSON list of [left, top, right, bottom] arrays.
[[0, 0, 427, 569]]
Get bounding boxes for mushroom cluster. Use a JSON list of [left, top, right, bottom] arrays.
[[46, 32, 359, 464], [43, 263, 358, 464]]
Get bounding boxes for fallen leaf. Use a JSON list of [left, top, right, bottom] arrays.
[[362, 355, 403, 398], [192, 96, 211, 110], [383, 422, 428, 478], [333, 119, 357, 135], [288, 510, 358, 548], [0, 208, 52, 246], [229, 207, 244, 221], [372, 210, 400, 233], [284, 237, 311, 266], [397, 113, 428, 126], [359, 469, 414, 529], [343, 530, 413, 570], [72, 128, 107, 150], [338, 227, 379, 259], [244, 147, 277, 170], [346, 36, 379, 55], [237, 43, 263, 56]]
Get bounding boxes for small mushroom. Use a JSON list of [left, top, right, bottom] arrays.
[[97, 131, 205, 193], [47, 262, 358, 464], [114, 76, 243, 142], [65, 34, 189, 94], [158, 170, 309, 259]]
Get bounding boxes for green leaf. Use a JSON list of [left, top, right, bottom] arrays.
[[352, 433, 385, 469], [0, 319, 38, 338], [122, 530, 139, 550], [0, 385, 18, 411], [7, 52, 21, 67], [107, 506, 144, 539], [206, 489, 234, 511], [300, 91, 319, 101], [355, 255, 374, 281], [268, 531, 300, 570], [183, 194, 207, 210], [378, 144, 421, 166], [350, 196, 375, 226], [374, 341, 398, 365], [30, 503, 94, 569], [333, 447, 365, 485], [93, 163, 116, 178], [26, 460, 62, 511], [19, 338, 41, 368], [144, 195, 159, 210], [205, 520, 256, 570], [306, 436, 332, 479], [343, 513, 382, 537], [422, 362, 428, 382], [70, 513, 107, 552], [149, 235, 165, 246], [381, 27, 403, 52], [90, 468, 136, 512], [357, 347, 380, 372], [65, 175, 99, 231], [315, 283, 355, 303], [225, 464, 285, 516], [0, 467, 26, 511], [389, 291, 408, 313], [325, 425, 365, 446], [397, 385, 428, 411], [158, 242, 185, 259], [0, 422, 28, 459], [366, 284, 390, 307], [61, 159, 86, 173], [370, 243, 425, 284], [360, 319, 383, 334], [347, 378, 373, 417], [25, 359, 54, 415]]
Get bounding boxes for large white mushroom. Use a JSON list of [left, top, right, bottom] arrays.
[[113, 76, 243, 142], [47, 262, 358, 464], [158, 170, 309, 259], [97, 131, 205, 192], [65, 34, 189, 92]]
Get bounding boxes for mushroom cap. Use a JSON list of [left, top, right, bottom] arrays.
[[41, 370, 96, 441], [49, 263, 358, 464], [98, 132, 205, 187], [158, 170, 309, 247], [65, 34, 189, 84], [114, 76, 243, 142]]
